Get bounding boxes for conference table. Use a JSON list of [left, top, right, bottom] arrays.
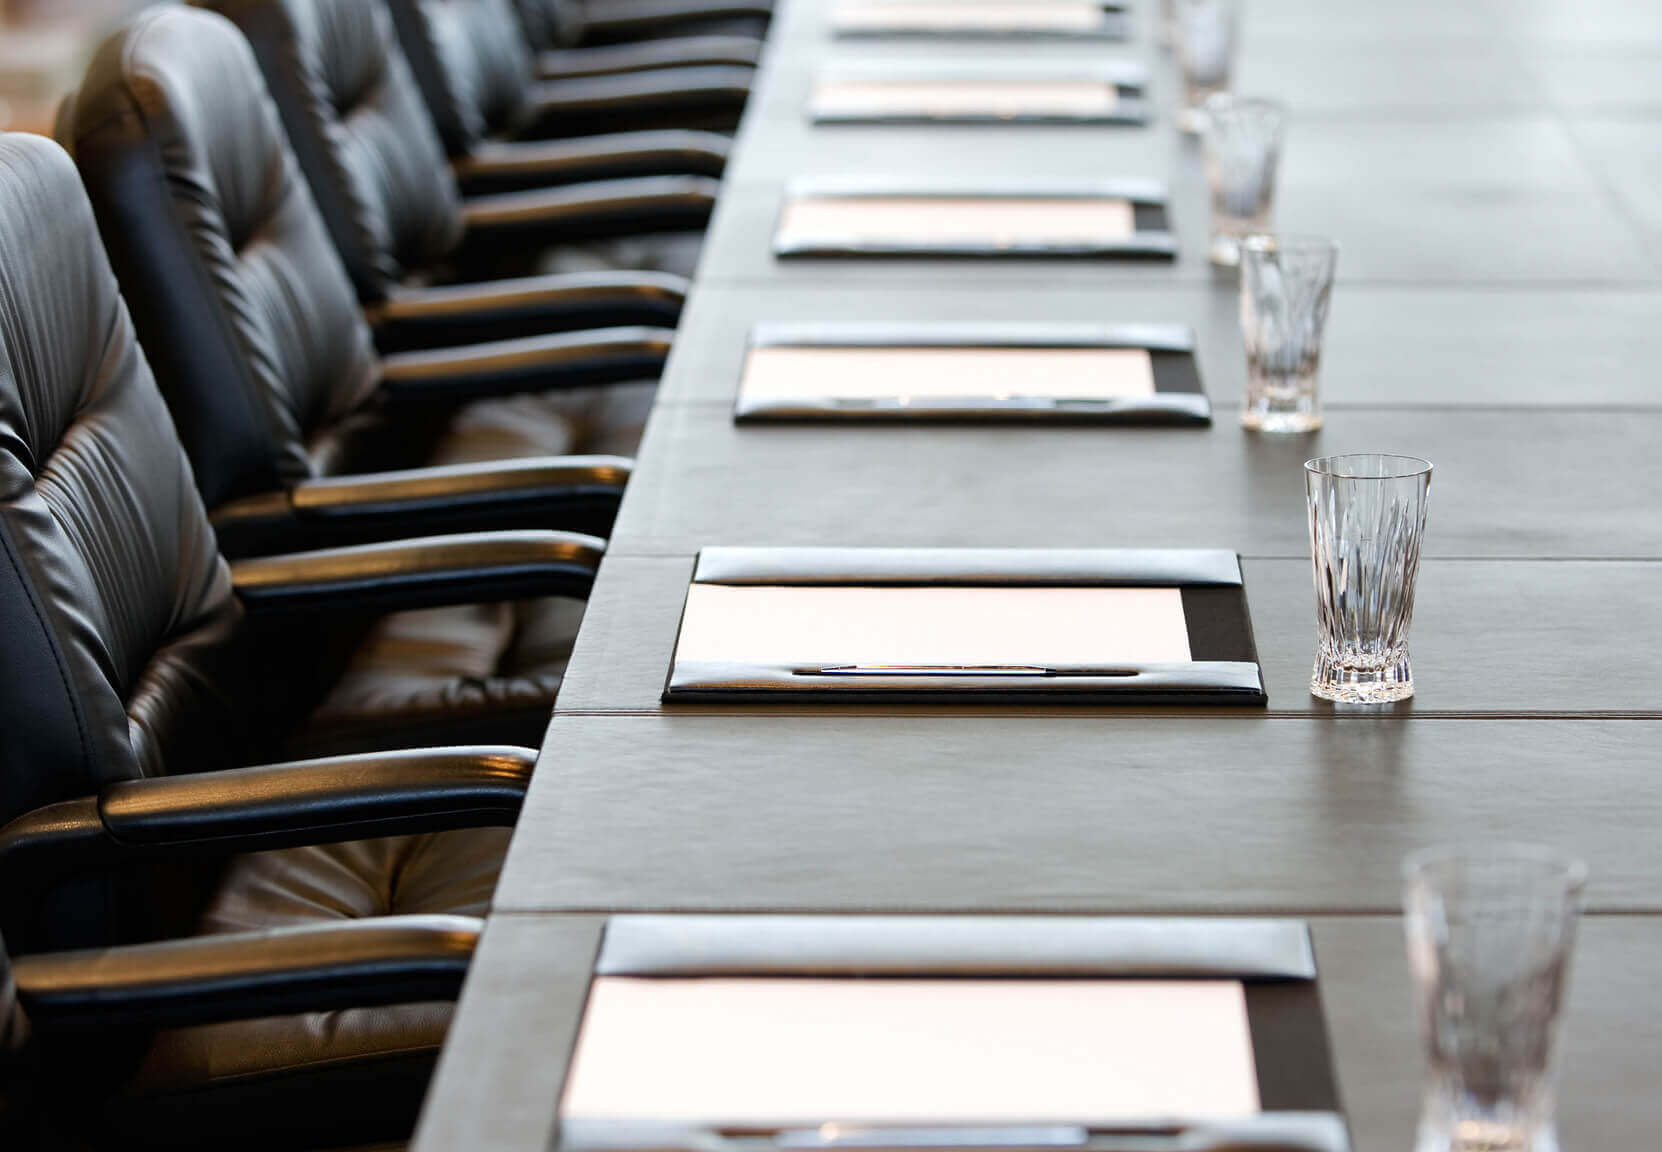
[[413, 0, 1662, 1147]]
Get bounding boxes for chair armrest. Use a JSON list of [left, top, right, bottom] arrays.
[[511, 68, 753, 138], [453, 131, 728, 198], [15, 915, 479, 1029], [378, 326, 673, 400], [537, 36, 761, 79], [0, 748, 533, 926], [210, 457, 632, 556], [99, 746, 532, 847], [459, 177, 717, 250], [581, 0, 772, 39], [369, 269, 686, 352], [230, 530, 605, 614]]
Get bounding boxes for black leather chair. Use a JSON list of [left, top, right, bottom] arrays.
[[60, 10, 638, 754], [201, 0, 728, 293], [389, 0, 755, 155], [61, 5, 659, 556], [0, 130, 597, 1146], [512, 0, 770, 51]]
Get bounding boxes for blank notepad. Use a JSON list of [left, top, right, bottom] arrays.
[[673, 585, 1192, 666], [833, 0, 1105, 32], [778, 196, 1136, 247], [814, 79, 1118, 118], [741, 345, 1157, 401], [562, 977, 1261, 1123]]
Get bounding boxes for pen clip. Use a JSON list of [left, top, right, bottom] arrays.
[[795, 666, 1141, 678], [776, 1126, 1096, 1150], [802, 665, 1056, 677]]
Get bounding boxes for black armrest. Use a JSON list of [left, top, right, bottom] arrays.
[[210, 457, 632, 556], [537, 36, 761, 80], [458, 178, 718, 252], [511, 68, 753, 138], [15, 915, 478, 1029], [0, 747, 534, 932], [100, 745, 532, 847], [378, 326, 673, 400], [581, 0, 772, 40], [453, 131, 728, 198], [369, 269, 686, 352], [230, 529, 605, 614]]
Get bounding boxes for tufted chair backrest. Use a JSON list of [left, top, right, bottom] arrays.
[[509, 0, 582, 49], [62, 6, 382, 510], [197, 0, 465, 304], [0, 134, 247, 828], [385, 0, 539, 158]]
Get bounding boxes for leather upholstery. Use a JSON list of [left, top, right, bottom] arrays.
[[0, 132, 524, 1146], [200, 0, 465, 303], [67, 6, 382, 511], [387, 0, 747, 156], [0, 135, 249, 818], [513, 0, 573, 48], [195, 0, 708, 311], [513, 0, 769, 49], [61, 9, 659, 751], [390, 0, 541, 157]]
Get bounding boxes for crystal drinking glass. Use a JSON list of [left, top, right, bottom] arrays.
[[1240, 235, 1337, 432], [1202, 95, 1286, 266], [1404, 846, 1587, 1152], [1305, 453, 1432, 703], [1175, 0, 1239, 133]]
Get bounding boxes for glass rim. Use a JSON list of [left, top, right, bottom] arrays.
[[1241, 233, 1338, 257], [1403, 843, 1590, 892], [1304, 453, 1432, 480]]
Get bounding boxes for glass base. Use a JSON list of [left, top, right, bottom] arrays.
[[1242, 374, 1320, 433], [1311, 652, 1414, 703], [1242, 406, 1321, 433], [1416, 1118, 1558, 1152]]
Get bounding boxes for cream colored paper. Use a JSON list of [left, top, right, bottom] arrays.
[[563, 977, 1261, 1123], [741, 346, 1156, 401], [814, 79, 1118, 118], [778, 196, 1137, 247], [833, 0, 1104, 32], [673, 585, 1191, 665]]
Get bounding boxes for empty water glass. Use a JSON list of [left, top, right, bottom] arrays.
[[1305, 453, 1431, 703], [1404, 846, 1586, 1152], [1203, 95, 1286, 266], [1240, 235, 1337, 432], [1175, 0, 1239, 133]]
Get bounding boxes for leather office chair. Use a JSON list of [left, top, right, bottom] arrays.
[[61, 11, 639, 753], [202, 0, 728, 294], [388, 0, 755, 154], [0, 130, 593, 1146], [62, 5, 658, 555]]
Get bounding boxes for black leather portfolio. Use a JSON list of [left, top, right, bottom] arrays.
[[663, 548, 1267, 704], [734, 323, 1208, 424], [773, 183, 1176, 259], [550, 915, 1349, 1152]]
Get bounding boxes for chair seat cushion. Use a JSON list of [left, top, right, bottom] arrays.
[[291, 383, 653, 756], [110, 829, 512, 1149], [539, 229, 704, 281]]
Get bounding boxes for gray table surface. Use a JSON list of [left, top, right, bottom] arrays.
[[413, 0, 1662, 1147]]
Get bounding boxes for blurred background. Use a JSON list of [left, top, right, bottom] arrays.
[[0, 1, 150, 134]]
